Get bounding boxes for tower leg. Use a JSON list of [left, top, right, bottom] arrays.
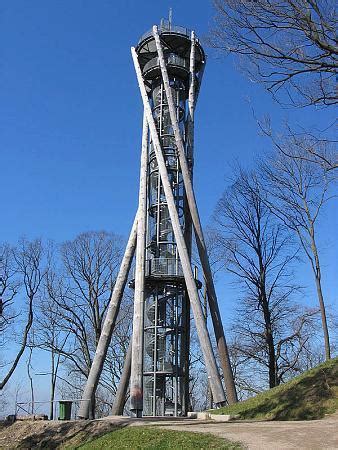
[[187, 30, 196, 165], [180, 285, 191, 414], [153, 26, 238, 404], [111, 341, 132, 415], [131, 47, 226, 406], [78, 215, 138, 419], [180, 31, 195, 415], [130, 112, 148, 417]]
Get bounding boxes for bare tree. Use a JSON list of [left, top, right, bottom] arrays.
[[258, 118, 338, 173], [261, 143, 335, 359], [0, 385, 9, 418], [34, 289, 69, 419], [0, 244, 20, 335], [26, 347, 35, 414], [232, 303, 319, 393], [0, 239, 45, 390], [210, 0, 337, 107], [214, 169, 318, 389], [41, 231, 130, 418]]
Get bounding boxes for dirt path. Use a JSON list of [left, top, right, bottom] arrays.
[[147, 414, 338, 450], [0, 414, 337, 449]]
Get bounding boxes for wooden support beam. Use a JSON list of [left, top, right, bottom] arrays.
[[111, 341, 132, 415], [130, 112, 148, 417], [181, 31, 196, 415], [187, 30, 196, 160], [78, 214, 138, 419]]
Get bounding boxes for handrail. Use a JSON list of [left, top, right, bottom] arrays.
[[143, 53, 189, 74], [146, 258, 183, 277], [138, 22, 191, 45]]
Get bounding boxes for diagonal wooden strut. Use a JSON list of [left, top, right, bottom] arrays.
[[78, 213, 138, 419], [180, 30, 195, 415], [111, 340, 132, 415], [130, 111, 148, 416], [187, 30, 196, 163], [153, 26, 238, 404], [131, 47, 226, 405]]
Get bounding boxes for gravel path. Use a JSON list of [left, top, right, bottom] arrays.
[[146, 414, 338, 450]]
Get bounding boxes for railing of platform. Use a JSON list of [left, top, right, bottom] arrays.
[[138, 22, 191, 45], [143, 54, 189, 74], [146, 258, 183, 277]]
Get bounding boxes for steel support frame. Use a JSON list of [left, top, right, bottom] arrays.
[[131, 46, 226, 405], [152, 26, 238, 404]]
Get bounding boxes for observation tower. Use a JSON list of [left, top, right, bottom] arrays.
[[132, 17, 205, 417], [78, 14, 237, 420]]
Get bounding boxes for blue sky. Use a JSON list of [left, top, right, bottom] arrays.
[[1, 0, 337, 406]]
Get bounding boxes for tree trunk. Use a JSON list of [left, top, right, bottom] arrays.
[[50, 377, 56, 420], [267, 326, 277, 389], [310, 231, 331, 360], [262, 304, 277, 388], [50, 351, 55, 420], [0, 297, 34, 390], [259, 274, 277, 388], [314, 270, 331, 360], [27, 348, 34, 414], [258, 250, 277, 388]]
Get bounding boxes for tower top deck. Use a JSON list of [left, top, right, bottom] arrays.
[[136, 19, 205, 73], [137, 18, 192, 45], [135, 19, 205, 82]]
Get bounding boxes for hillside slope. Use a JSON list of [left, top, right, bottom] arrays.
[[211, 357, 338, 420]]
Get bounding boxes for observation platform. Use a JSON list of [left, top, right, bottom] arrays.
[[135, 19, 205, 83], [129, 258, 202, 289]]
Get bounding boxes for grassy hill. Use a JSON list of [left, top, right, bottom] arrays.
[[76, 427, 242, 450], [211, 357, 338, 421]]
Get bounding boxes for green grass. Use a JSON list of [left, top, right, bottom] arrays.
[[211, 357, 338, 420], [76, 426, 242, 449]]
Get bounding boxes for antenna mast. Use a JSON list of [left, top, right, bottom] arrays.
[[169, 8, 173, 28]]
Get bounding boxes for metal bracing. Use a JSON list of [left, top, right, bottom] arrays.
[[131, 46, 226, 406], [152, 26, 238, 404], [130, 112, 149, 416], [144, 56, 189, 415], [78, 213, 138, 419]]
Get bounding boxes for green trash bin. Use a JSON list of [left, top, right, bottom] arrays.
[[59, 401, 72, 420]]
